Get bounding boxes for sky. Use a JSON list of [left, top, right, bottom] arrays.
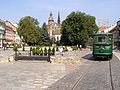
[[0, 0, 119, 26]]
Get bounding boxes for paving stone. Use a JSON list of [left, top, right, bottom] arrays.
[[110, 55, 120, 90], [41, 86, 49, 89], [0, 60, 79, 90], [46, 54, 120, 90], [0, 50, 94, 90]]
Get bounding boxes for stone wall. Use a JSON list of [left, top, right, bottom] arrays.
[[0, 54, 15, 63], [0, 49, 15, 63], [50, 51, 81, 64]]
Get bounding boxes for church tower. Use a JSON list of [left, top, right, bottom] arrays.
[[57, 12, 60, 24], [48, 11, 54, 25], [47, 11, 61, 41]]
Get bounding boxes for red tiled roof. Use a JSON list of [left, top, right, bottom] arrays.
[[99, 26, 107, 32]]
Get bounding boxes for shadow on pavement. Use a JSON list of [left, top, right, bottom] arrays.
[[82, 54, 94, 60], [82, 54, 110, 61]]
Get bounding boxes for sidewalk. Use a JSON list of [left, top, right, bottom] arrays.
[[113, 50, 120, 60]]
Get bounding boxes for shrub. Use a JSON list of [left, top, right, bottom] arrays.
[[32, 48, 36, 55], [36, 47, 40, 55], [71, 46, 78, 51], [52, 47, 55, 55], [40, 48, 43, 56], [13, 45, 18, 51], [48, 47, 52, 55], [36, 46, 40, 51], [17, 44, 22, 48], [13, 45, 22, 51], [44, 47, 47, 56]]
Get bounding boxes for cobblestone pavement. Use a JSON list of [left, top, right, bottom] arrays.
[[2, 49, 120, 90], [46, 52, 120, 90], [110, 53, 120, 90], [0, 60, 80, 90], [74, 59, 111, 90], [0, 49, 90, 90]]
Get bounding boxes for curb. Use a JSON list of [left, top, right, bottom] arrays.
[[113, 51, 120, 60]]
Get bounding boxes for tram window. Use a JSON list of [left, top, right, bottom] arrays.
[[98, 36, 106, 42], [109, 37, 112, 41]]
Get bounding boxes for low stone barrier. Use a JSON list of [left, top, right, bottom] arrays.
[[50, 51, 81, 64], [51, 56, 81, 64], [0, 55, 15, 63], [0, 49, 15, 63]]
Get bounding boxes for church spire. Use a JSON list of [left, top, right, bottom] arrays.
[[48, 11, 54, 22], [57, 12, 60, 24], [50, 11, 52, 17]]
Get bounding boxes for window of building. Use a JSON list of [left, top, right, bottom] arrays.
[[57, 36, 59, 41]]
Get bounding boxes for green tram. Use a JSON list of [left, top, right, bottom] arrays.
[[92, 33, 113, 59]]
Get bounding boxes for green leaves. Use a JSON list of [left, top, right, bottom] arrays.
[[60, 11, 98, 46], [39, 23, 51, 46], [17, 16, 51, 46], [17, 16, 40, 46]]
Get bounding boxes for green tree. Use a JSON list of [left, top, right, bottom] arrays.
[[84, 15, 98, 41], [60, 11, 98, 46], [17, 16, 40, 46], [39, 23, 51, 46]]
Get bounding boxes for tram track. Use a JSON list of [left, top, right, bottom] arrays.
[[71, 59, 115, 90], [109, 60, 114, 90], [71, 62, 95, 90], [46, 54, 118, 90]]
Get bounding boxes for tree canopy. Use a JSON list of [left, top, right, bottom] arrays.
[[39, 23, 51, 46], [17, 16, 40, 45], [60, 11, 98, 46]]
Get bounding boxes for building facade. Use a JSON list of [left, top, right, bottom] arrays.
[[109, 20, 120, 50], [47, 12, 61, 42], [5, 21, 16, 44], [0, 19, 5, 47], [99, 20, 120, 50]]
